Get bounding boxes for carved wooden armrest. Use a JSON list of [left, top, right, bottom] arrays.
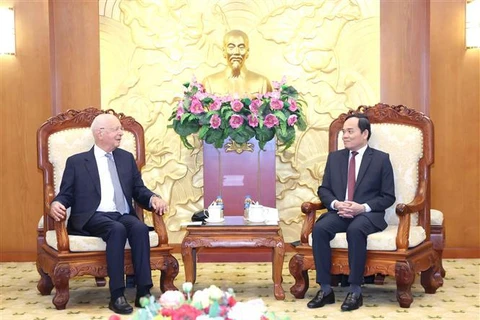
[[54, 217, 70, 253], [152, 212, 168, 246], [395, 192, 426, 250], [300, 201, 325, 245]]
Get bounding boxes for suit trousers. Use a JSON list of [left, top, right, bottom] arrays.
[[312, 212, 380, 286], [84, 212, 153, 293]]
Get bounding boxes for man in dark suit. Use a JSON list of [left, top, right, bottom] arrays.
[[307, 114, 396, 311], [49, 113, 168, 315]]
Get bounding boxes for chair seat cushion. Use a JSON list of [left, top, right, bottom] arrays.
[[308, 225, 426, 251], [430, 209, 444, 226], [45, 231, 159, 252]]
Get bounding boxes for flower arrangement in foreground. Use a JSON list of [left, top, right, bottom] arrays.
[[169, 77, 307, 150], [109, 283, 290, 320]]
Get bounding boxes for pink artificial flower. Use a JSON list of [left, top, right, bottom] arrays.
[[209, 99, 222, 111], [176, 101, 185, 120], [190, 97, 204, 114], [272, 76, 287, 90], [264, 114, 279, 128], [195, 91, 208, 100], [249, 99, 261, 114], [230, 100, 244, 112], [265, 91, 280, 99], [247, 114, 259, 127], [270, 98, 284, 110], [229, 114, 244, 129], [287, 114, 298, 126], [210, 114, 222, 129], [288, 98, 298, 112]]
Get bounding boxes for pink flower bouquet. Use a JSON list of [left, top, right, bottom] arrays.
[[169, 77, 307, 150]]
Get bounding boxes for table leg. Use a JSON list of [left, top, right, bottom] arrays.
[[272, 240, 285, 300], [181, 242, 195, 284]]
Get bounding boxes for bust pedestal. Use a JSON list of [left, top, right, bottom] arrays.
[[201, 138, 276, 262]]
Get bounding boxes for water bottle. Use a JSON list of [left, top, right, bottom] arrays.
[[244, 195, 253, 219], [215, 195, 224, 215]]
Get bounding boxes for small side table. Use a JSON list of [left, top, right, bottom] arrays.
[[181, 216, 285, 300]]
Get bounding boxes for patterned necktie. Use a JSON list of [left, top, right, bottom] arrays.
[[347, 151, 358, 201], [105, 153, 127, 214]]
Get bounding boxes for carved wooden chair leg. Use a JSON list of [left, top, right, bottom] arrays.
[[436, 249, 446, 278], [288, 254, 309, 298], [421, 262, 442, 294], [36, 263, 54, 295], [52, 265, 70, 310], [95, 277, 107, 287], [374, 274, 386, 285], [159, 255, 179, 292], [395, 261, 415, 308]]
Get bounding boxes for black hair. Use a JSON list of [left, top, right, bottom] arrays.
[[345, 113, 371, 140]]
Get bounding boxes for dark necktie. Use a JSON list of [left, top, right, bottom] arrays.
[[347, 151, 358, 201], [105, 153, 127, 214]]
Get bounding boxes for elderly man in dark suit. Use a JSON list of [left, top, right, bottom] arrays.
[[49, 113, 168, 315], [308, 114, 396, 311]]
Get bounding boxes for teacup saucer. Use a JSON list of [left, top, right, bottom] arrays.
[[205, 217, 225, 223]]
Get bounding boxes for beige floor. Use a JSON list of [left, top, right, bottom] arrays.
[[0, 254, 479, 320]]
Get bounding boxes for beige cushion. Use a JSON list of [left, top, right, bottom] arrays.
[[308, 225, 426, 251], [430, 209, 444, 226], [45, 230, 159, 252]]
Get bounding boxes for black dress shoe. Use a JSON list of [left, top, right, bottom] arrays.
[[307, 290, 335, 308], [135, 294, 151, 308], [341, 292, 363, 311], [109, 296, 133, 314]]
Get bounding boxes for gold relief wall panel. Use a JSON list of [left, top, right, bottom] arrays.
[[99, 0, 380, 243]]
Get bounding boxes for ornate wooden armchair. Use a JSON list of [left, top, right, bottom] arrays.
[[36, 108, 179, 310], [289, 104, 442, 308]]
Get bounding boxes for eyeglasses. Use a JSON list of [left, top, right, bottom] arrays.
[[100, 126, 124, 132]]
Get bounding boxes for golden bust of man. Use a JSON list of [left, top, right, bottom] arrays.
[[202, 30, 272, 96]]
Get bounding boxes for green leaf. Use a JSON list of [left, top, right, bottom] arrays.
[[173, 119, 200, 136], [230, 126, 255, 144], [205, 129, 225, 146], [255, 126, 275, 144], [198, 125, 210, 140], [274, 111, 287, 121], [180, 135, 194, 149], [241, 98, 252, 106]]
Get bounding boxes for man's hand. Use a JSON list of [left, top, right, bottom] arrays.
[[49, 201, 67, 222], [335, 201, 365, 219], [151, 196, 168, 215]]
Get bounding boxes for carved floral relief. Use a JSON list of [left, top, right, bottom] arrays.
[[99, 0, 380, 243]]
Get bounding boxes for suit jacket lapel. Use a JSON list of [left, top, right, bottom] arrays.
[[356, 146, 373, 188], [84, 147, 101, 195]]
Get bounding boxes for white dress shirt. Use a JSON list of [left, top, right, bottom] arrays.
[[94, 145, 128, 213]]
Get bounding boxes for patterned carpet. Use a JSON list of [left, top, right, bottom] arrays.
[[0, 254, 479, 320]]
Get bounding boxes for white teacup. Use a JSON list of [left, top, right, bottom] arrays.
[[248, 205, 266, 222], [207, 206, 223, 221]]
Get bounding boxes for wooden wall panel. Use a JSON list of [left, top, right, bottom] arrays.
[[430, 0, 480, 257], [380, 0, 430, 114], [0, 1, 52, 261], [0, 0, 101, 261], [49, 0, 100, 114], [49, 0, 100, 113]]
